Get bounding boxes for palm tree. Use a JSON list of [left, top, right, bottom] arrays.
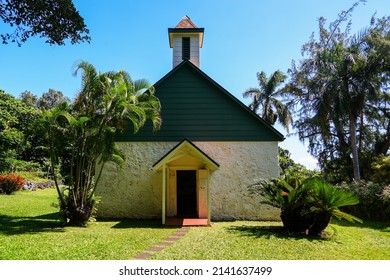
[[243, 70, 292, 132], [288, 11, 389, 182], [298, 32, 378, 182], [43, 61, 161, 226]]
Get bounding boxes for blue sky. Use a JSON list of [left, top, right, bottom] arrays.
[[1, 0, 389, 170]]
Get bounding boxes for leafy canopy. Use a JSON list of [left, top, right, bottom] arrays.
[[286, 0, 390, 182], [0, 0, 90, 46]]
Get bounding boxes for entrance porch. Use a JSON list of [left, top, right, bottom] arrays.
[[153, 139, 219, 226]]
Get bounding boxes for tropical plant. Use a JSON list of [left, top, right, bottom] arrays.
[[41, 61, 161, 226], [243, 70, 292, 131], [250, 176, 362, 235], [250, 177, 313, 232], [0, 173, 25, 194], [287, 2, 390, 182], [304, 179, 362, 235]]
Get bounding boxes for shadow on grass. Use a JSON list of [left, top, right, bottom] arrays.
[[331, 219, 390, 232], [0, 213, 65, 235], [226, 224, 332, 241], [109, 219, 167, 229]]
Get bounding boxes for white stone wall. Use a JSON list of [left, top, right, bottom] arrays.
[[96, 142, 280, 221], [172, 34, 200, 68]]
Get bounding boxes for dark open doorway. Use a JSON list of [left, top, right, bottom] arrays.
[[176, 170, 197, 218]]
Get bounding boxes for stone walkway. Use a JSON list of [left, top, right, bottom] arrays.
[[133, 227, 190, 260]]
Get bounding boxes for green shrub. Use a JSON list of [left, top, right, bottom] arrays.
[[372, 156, 390, 185], [0, 174, 26, 195], [380, 185, 390, 203], [338, 181, 390, 221]]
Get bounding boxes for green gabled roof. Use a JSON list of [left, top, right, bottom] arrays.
[[116, 60, 285, 142]]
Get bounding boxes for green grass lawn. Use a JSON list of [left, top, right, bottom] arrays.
[[152, 220, 390, 260], [0, 188, 176, 260], [1, 188, 389, 260]]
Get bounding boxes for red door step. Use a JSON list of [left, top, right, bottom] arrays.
[[165, 218, 209, 226]]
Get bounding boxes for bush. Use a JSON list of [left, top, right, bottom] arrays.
[[250, 176, 362, 235], [0, 174, 26, 195], [380, 185, 390, 203], [371, 156, 390, 185], [338, 181, 390, 221]]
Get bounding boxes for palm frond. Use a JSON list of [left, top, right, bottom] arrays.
[[242, 87, 261, 98], [266, 70, 287, 96], [133, 79, 153, 95], [332, 209, 363, 223]]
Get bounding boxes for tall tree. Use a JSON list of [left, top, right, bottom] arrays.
[[20, 90, 38, 107], [243, 70, 292, 131], [37, 89, 71, 110], [42, 61, 161, 226], [287, 2, 390, 182], [0, 0, 90, 46], [20, 89, 71, 110], [0, 90, 41, 172]]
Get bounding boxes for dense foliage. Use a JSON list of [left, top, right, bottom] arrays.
[[42, 61, 161, 226], [0, 0, 90, 46], [0, 89, 71, 175], [278, 147, 320, 180], [0, 91, 41, 173], [243, 2, 390, 223], [0, 173, 25, 194], [371, 155, 390, 185], [286, 2, 390, 182], [20, 89, 71, 111], [338, 180, 390, 221]]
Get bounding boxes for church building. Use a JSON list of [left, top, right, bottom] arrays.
[[96, 16, 284, 225]]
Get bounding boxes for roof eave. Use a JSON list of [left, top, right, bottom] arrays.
[[153, 139, 219, 171], [168, 28, 204, 48]]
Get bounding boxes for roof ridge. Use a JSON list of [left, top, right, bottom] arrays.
[[175, 15, 198, 28]]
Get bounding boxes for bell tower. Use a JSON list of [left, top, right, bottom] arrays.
[[168, 16, 204, 68]]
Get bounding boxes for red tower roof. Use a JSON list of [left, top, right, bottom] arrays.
[[175, 16, 198, 28]]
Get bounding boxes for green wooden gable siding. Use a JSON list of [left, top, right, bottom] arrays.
[[115, 61, 284, 142]]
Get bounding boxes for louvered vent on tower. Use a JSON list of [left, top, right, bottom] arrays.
[[182, 37, 190, 60]]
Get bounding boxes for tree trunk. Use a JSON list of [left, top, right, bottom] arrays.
[[349, 114, 361, 181], [374, 119, 390, 156]]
